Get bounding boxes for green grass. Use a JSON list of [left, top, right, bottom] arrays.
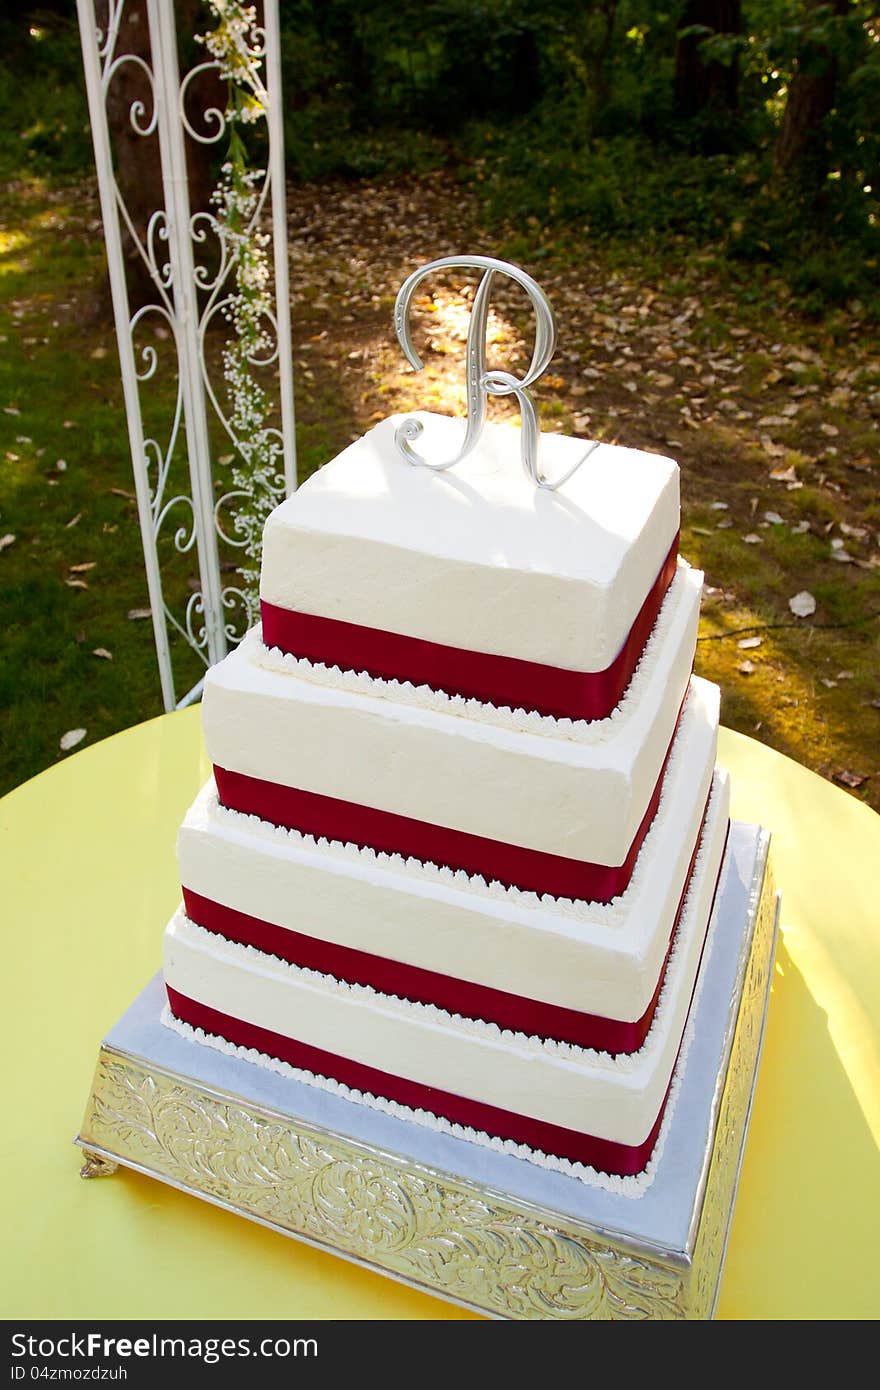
[[0, 179, 204, 793]]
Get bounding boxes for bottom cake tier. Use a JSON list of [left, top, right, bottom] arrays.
[[79, 820, 776, 1317], [162, 771, 730, 1185]]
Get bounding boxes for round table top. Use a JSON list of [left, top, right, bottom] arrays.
[[3, 708, 879, 1320]]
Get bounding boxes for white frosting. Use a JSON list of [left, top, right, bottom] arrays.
[[260, 412, 680, 671], [179, 687, 722, 1022], [163, 775, 729, 1151], [202, 576, 702, 869]]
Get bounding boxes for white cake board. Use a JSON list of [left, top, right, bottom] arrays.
[[76, 821, 777, 1320]]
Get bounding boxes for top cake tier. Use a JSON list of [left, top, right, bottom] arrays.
[[260, 411, 679, 720]]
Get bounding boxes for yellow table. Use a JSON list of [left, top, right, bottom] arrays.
[[3, 710, 879, 1320]]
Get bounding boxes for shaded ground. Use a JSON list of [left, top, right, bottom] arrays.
[[1, 171, 878, 807]]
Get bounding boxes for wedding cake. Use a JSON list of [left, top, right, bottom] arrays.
[[161, 264, 729, 1189]]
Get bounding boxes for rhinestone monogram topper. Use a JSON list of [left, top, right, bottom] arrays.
[[393, 255, 599, 491]]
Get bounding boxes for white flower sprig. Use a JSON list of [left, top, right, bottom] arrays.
[[198, 0, 284, 623]]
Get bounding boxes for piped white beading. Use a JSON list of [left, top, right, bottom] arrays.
[[255, 561, 695, 744], [203, 572, 703, 868]]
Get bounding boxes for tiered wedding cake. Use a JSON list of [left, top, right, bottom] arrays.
[[161, 397, 729, 1187]]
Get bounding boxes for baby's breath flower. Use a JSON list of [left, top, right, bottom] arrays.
[[200, 0, 282, 624]]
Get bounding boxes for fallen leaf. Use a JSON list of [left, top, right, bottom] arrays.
[[789, 590, 816, 618], [90, 346, 108, 359], [3, 405, 20, 416], [738, 636, 763, 650], [127, 607, 152, 620], [65, 513, 82, 529], [764, 511, 784, 525], [0, 533, 15, 552], [821, 678, 838, 688], [59, 728, 86, 752], [69, 561, 96, 573], [790, 520, 811, 534], [839, 522, 868, 540], [692, 526, 713, 536], [819, 423, 839, 437], [742, 533, 762, 544], [65, 578, 88, 589], [710, 501, 729, 511], [833, 769, 868, 789], [56, 459, 67, 472], [770, 465, 799, 483], [91, 647, 113, 660], [836, 670, 855, 680], [110, 487, 136, 501], [737, 660, 756, 675]]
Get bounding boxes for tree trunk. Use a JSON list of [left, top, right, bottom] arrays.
[[584, 1, 620, 128], [774, 0, 849, 178], [95, 0, 220, 311], [674, 0, 742, 121]]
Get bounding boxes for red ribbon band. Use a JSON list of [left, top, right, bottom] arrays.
[[214, 699, 681, 905], [260, 534, 679, 722], [182, 784, 707, 1054], [165, 986, 668, 1176]]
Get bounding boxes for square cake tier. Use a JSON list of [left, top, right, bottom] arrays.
[[259, 412, 680, 719], [203, 571, 704, 897]]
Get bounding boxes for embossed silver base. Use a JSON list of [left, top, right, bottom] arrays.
[[76, 821, 777, 1320]]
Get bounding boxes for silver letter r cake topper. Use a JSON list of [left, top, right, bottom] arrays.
[[393, 255, 599, 490]]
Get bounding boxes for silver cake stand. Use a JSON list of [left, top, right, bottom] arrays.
[[75, 821, 777, 1321]]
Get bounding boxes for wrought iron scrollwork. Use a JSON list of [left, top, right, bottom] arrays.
[[76, 0, 296, 709]]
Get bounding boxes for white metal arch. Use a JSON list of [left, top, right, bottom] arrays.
[[76, 0, 296, 708]]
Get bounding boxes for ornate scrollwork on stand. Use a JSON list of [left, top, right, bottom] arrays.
[[81, 1051, 690, 1320], [690, 861, 779, 1318]]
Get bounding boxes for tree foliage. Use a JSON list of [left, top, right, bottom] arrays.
[[269, 0, 878, 308], [2, 2, 878, 313]]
